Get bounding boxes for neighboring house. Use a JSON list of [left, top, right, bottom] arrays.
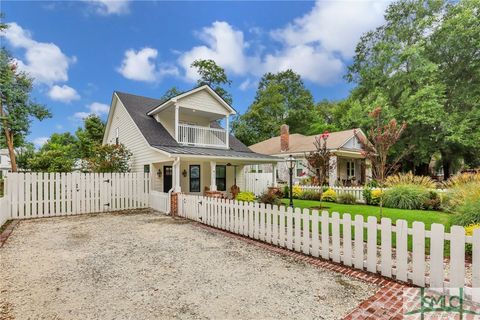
[[0, 149, 11, 179], [102, 85, 280, 196], [248, 125, 372, 186]]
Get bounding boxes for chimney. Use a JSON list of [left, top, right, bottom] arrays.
[[280, 124, 289, 152]]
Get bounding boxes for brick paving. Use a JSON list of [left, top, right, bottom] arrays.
[[196, 222, 411, 320]]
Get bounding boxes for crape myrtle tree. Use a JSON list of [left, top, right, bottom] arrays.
[[304, 131, 335, 209], [355, 107, 408, 217], [83, 144, 132, 173], [0, 49, 51, 171]]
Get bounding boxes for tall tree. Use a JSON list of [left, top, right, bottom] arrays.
[[232, 69, 316, 146], [190, 59, 232, 104], [75, 114, 105, 159], [0, 49, 51, 171], [28, 133, 78, 172], [160, 86, 182, 102], [345, 0, 480, 177]]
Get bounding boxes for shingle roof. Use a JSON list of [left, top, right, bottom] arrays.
[[114, 91, 263, 157], [152, 146, 279, 160], [249, 129, 361, 155]]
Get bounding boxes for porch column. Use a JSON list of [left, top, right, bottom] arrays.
[[329, 156, 338, 187], [174, 104, 179, 142], [272, 163, 277, 187], [225, 115, 229, 148], [365, 158, 372, 183], [173, 158, 181, 192], [210, 161, 217, 191]]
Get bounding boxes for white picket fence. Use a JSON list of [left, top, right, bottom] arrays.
[[149, 190, 171, 214], [5, 172, 150, 220], [245, 172, 273, 196], [0, 196, 9, 227], [177, 194, 479, 298]]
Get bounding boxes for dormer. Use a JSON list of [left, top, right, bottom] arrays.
[[147, 86, 236, 149]]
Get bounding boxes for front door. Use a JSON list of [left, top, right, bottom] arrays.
[[163, 166, 173, 192]]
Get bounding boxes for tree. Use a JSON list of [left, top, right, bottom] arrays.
[[190, 59, 232, 104], [160, 86, 182, 102], [28, 133, 79, 172], [75, 114, 105, 159], [83, 144, 132, 173], [0, 49, 51, 171], [232, 70, 316, 145], [345, 0, 480, 177], [355, 107, 408, 217], [15, 142, 35, 170], [305, 131, 335, 208]]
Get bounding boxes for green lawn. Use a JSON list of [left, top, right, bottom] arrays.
[[281, 199, 452, 230]]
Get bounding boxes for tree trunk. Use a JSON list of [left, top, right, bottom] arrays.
[[5, 130, 17, 172], [441, 150, 451, 181]]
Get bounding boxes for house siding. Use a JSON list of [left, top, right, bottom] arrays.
[[105, 98, 166, 172], [177, 90, 229, 115]]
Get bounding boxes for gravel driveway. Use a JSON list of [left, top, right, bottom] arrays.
[[0, 210, 377, 320]]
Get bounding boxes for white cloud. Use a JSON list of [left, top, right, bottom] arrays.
[[175, 1, 389, 86], [178, 21, 256, 82], [86, 0, 130, 15], [3, 22, 76, 85], [48, 85, 80, 103], [33, 137, 49, 148], [87, 102, 110, 115], [271, 1, 390, 59], [73, 102, 110, 120], [239, 78, 257, 91], [117, 47, 178, 82]]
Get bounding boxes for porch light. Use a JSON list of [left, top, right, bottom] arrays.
[[157, 169, 162, 178], [182, 169, 188, 177], [286, 155, 296, 170]]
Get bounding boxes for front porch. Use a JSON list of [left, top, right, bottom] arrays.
[[150, 157, 279, 198]]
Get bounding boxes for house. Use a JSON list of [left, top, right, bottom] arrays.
[[102, 85, 281, 197], [248, 125, 372, 186], [0, 149, 11, 179]]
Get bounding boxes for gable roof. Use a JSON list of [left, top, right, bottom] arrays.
[[113, 91, 267, 158], [249, 129, 366, 155], [147, 85, 236, 116]]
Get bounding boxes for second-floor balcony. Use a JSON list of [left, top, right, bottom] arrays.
[[178, 123, 228, 148]]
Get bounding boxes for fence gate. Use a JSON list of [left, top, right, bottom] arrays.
[[244, 172, 272, 196], [6, 172, 150, 219]]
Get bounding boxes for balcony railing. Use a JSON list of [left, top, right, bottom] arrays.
[[177, 123, 227, 148]]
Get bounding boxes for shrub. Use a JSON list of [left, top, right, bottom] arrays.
[[443, 172, 480, 189], [283, 185, 289, 198], [363, 188, 373, 205], [422, 191, 441, 210], [259, 192, 281, 206], [383, 185, 429, 210], [465, 223, 480, 236], [270, 187, 284, 199], [292, 185, 303, 198], [235, 191, 256, 202], [385, 172, 436, 188], [322, 188, 337, 202], [371, 189, 383, 205], [451, 198, 480, 227], [443, 181, 480, 212], [300, 190, 321, 201], [337, 193, 357, 204]]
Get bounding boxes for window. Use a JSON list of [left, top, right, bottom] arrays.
[[115, 128, 119, 145], [143, 165, 150, 173], [189, 165, 201, 192], [216, 165, 226, 191], [295, 160, 304, 177], [347, 160, 355, 177]]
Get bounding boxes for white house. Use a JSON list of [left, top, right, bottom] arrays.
[[0, 149, 11, 179], [102, 85, 281, 197], [248, 125, 372, 186]]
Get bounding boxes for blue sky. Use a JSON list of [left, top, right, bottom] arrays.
[[2, 0, 390, 147]]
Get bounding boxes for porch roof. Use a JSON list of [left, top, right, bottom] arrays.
[[152, 145, 282, 162]]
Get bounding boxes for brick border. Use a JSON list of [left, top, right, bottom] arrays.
[[0, 220, 19, 248], [194, 222, 412, 319]]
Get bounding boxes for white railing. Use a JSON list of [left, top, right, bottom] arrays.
[[4, 172, 150, 220], [178, 123, 227, 148], [149, 190, 171, 214], [177, 194, 479, 297]]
